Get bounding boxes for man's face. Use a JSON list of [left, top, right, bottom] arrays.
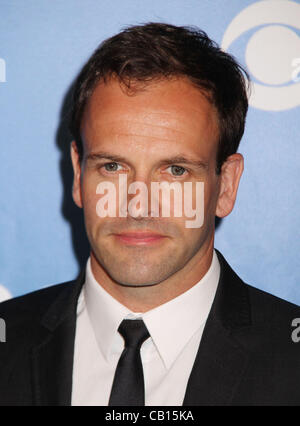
[[71, 77, 242, 287]]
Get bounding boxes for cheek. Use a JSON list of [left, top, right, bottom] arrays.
[[181, 177, 218, 226], [81, 174, 101, 221], [203, 175, 220, 215], [80, 173, 125, 239]]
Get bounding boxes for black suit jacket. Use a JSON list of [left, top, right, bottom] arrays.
[[0, 251, 300, 406]]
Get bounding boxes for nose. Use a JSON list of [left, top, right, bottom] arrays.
[[127, 173, 154, 219], [118, 160, 158, 220]]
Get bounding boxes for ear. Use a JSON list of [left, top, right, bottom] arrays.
[[70, 141, 83, 208], [215, 153, 244, 218]]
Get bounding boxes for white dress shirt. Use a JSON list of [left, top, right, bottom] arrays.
[[71, 250, 220, 406]]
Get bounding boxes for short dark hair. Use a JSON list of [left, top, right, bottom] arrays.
[[70, 22, 250, 173]]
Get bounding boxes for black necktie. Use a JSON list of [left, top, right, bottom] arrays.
[[108, 319, 150, 406]]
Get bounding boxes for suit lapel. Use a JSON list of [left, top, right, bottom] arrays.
[[183, 251, 251, 406], [183, 320, 249, 405], [30, 271, 85, 406]]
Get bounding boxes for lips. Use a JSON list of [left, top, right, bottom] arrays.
[[113, 231, 166, 245]]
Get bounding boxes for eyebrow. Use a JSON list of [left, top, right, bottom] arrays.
[[157, 156, 208, 170], [86, 152, 129, 163], [86, 151, 208, 170]]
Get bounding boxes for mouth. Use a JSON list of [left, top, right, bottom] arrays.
[[113, 231, 167, 246]]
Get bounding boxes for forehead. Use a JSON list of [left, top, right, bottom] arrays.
[[80, 77, 219, 159]]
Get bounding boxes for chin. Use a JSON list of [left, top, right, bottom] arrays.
[[92, 244, 186, 287], [104, 261, 173, 287]]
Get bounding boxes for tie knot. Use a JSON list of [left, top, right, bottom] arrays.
[[118, 319, 150, 348]]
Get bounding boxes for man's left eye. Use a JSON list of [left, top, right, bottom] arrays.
[[167, 165, 187, 176], [103, 162, 122, 172]]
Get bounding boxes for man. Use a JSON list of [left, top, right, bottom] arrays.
[[0, 22, 299, 406]]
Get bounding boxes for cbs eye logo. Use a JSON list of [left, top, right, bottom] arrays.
[[221, 0, 300, 111]]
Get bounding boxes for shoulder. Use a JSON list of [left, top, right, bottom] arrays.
[[244, 283, 300, 357], [232, 283, 300, 374], [0, 279, 78, 328], [216, 250, 300, 323], [215, 250, 300, 363], [245, 282, 300, 324]]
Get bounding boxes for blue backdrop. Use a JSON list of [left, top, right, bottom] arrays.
[[0, 0, 299, 304]]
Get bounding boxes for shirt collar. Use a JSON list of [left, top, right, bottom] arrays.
[[84, 250, 220, 369]]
